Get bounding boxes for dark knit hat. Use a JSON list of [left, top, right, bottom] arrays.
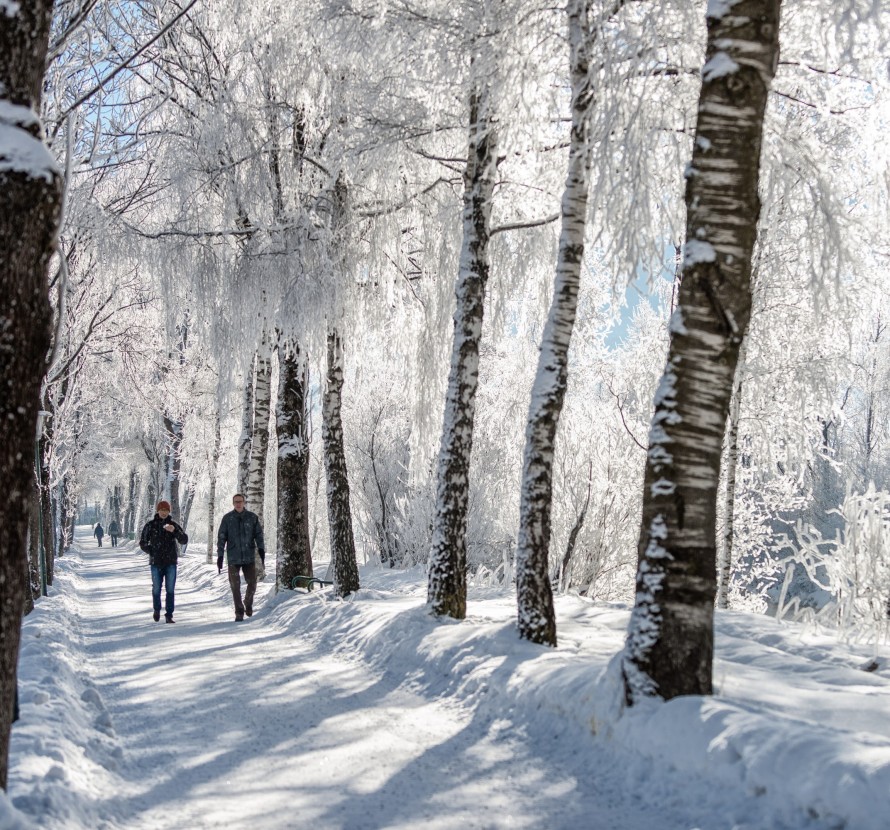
[[156, 500, 172, 512]]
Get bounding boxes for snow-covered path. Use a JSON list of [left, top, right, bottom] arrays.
[[11, 528, 890, 830], [15, 531, 671, 830]]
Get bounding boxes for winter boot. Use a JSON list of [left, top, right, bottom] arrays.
[[153, 610, 160, 622]]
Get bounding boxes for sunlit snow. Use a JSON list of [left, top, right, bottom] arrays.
[[5, 529, 889, 830]]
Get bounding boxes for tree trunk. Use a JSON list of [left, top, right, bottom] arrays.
[[323, 330, 360, 597], [180, 486, 195, 534], [207, 410, 221, 563], [622, 0, 782, 705], [26, 497, 40, 611], [516, 0, 599, 646], [146, 480, 157, 520], [246, 334, 273, 579], [64, 476, 77, 552], [369, 415, 394, 567], [40, 463, 53, 586], [52, 483, 63, 564], [277, 343, 313, 590], [164, 413, 184, 521], [559, 462, 593, 594], [126, 468, 138, 536], [0, 0, 62, 788], [56, 478, 67, 557], [237, 359, 255, 494], [427, 79, 498, 620], [716, 349, 745, 610]]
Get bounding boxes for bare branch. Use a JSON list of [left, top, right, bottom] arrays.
[[51, 0, 202, 132], [491, 212, 560, 237]]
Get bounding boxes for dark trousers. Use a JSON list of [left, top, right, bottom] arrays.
[[110, 535, 118, 546], [228, 563, 257, 615]]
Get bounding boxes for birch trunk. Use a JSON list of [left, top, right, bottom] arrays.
[[515, 0, 597, 646], [26, 497, 40, 610], [559, 464, 593, 594], [0, 0, 62, 788], [245, 335, 273, 579], [323, 330, 360, 597], [277, 343, 313, 590], [56, 475, 71, 558], [125, 468, 137, 536], [52, 484, 63, 564], [164, 414, 184, 521], [622, 0, 782, 705], [180, 488, 195, 535], [40, 462, 53, 586], [427, 80, 498, 620], [206, 410, 221, 563], [716, 349, 745, 609], [237, 360, 255, 495]]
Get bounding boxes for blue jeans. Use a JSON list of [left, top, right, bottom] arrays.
[[151, 564, 177, 617]]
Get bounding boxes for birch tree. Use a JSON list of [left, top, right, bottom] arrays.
[[245, 334, 273, 579], [427, 75, 499, 620], [0, 0, 63, 791], [206, 408, 222, 563], [622, 0, 782, 704], [237, 360, 255, 494], [277, 342, 313, 589], [323, 330, 360, 596], [515, 0, 599, 646], [716, 344, 746, 609]]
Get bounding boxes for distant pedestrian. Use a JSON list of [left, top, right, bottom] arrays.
[[94, 522, 104, 547], [108, 519, 121, 547], [216, 494, 265, 621], [139, 500, 188, 623]]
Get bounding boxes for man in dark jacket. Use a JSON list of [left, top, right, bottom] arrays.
[[108, 518, 121, 547], [140, 500, 188, 623], [93, 522, 104, 547], [216, 493, 265, 621]]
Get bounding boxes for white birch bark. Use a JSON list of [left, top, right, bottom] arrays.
[[515, 0, 598, 647], [237, 358, 255, 495], [125, 467, 137, 536], [716, 347, 745, 609], [623, 0, 783, 705], [206, 409, 221, 563], [323, 330, 359, 597], [245, 334, 273, 579], [163, 414, 184, 521], [426, 79, 499, 620], [277, 342, 313, 590]]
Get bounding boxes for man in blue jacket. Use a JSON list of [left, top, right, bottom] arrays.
[[216, 493, 265, 621]]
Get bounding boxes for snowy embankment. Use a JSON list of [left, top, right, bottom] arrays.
[[256, 566, 890, 830], [4, 542, 890, 830]]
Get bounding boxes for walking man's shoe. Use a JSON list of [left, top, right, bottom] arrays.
[[245, 605, 253, 617], [153, 610, 160, 622], [235, 613, 244, 622], [165, 615, 175, 624]]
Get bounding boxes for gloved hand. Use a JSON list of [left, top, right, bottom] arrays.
[[217, 555, 223, 574], [259, 549, 265, 565]]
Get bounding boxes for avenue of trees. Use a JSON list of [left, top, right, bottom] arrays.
[[2, 0, 888, 790]]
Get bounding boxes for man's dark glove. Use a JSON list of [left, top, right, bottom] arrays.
[[217, 555, 223, 574], [259, 549, 265, 565]]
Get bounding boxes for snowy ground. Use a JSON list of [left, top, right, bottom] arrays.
[[3, 527, 890, 830]]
